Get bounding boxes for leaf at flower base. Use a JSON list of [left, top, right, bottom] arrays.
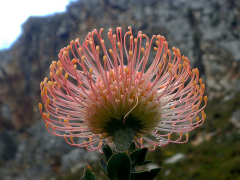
[[128, 142, 136, 154], [130, 147, 148, 169], [129, 168, 162, 180], [142, 160, 154, 165], [102, 143, 113, 162], [99, 157, 108, 177], [81, 165, 96, 180], [107, 152, 131, 180]]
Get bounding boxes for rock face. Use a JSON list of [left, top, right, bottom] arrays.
[[0, 0, 240, 179]]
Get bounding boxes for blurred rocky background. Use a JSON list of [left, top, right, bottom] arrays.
[[1, 0, 240, 179]]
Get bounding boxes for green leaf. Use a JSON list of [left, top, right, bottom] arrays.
[[142, 160, 154, 165], [130, 148, 148, 169], [128, 142, 136, 154], [99, 157, 108, 177], [81, 165, 96, 180], [107, 152, 131, 180], [102, 143, 113, 162], [129, 168, 162, 180]]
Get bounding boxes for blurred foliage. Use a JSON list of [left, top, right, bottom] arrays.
[[56, 94, 240, 180]]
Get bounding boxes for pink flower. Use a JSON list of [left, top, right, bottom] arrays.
[[39, 27, 207, 152]]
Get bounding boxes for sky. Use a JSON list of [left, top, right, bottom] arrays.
[[0, 0, 77, 50]]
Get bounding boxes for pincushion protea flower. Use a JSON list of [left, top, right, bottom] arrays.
[[39, 27, 207, 152]]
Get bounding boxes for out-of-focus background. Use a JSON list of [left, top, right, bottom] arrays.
[[0, 0, 240, 179]]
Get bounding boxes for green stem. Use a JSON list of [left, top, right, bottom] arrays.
[[113, 128, 135, 152]]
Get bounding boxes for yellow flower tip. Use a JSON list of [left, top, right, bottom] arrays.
[[193, 80, 197, 87], [168, 68, 172, 74], [70, 137, 73, 143], [52, 61, 57, 65], [103, 55, 107, 63], [89, 68, 93, 75], [59, 67, 63, 74], [49, 72, 53, 79], [46, 99, 50, 106], [72, 58, 78, 64], [109, 49, 113, 55], [43, 86, 47, 92], [204, 96, 208, 102], [129, 51, 133, 57], [47, 114, 50, 118], [44, 77, 48, 84], [174, 74, 178, 79], [117, 42, 121, 47], [78, 47, 82, 52], [195, 68, 199, 75], [178, 64, 182, 70], [141, 47, 145, 54], [109, 70, 113, 77], [124, 67, 128, 74], [192, 69, 196, 74], [186, 133, 189, 138], [96, 45, 100, 51], [101, 39, 104, 44], [49, 64, 54, 71], [56, 70, 60, 77], [168, 134, 171, 140], [158, 63, 162, 70], [196, 116, 200, 122], [177, 50, 181, 57], [180, 132, 183, 136], [189, 117, 192, 124], [48, 81, 53, 88], [67, 45, 71, 51], [183, 61, 187, 67], [154, 47, 158, 51], [40, 81, 44, 88], [64, 119, 69, 123], [172, 47, 176, 51], [73, 64, 77, 70], [81, 55, 86, 62], [203, 114, 207, 120], [182, 55, 185, 60], [39, 103, 43, 110], [163, 54, 167, 61], [65, 73, 68, 80], [89, 138, 92, 141], [63, 51, 68, 57]]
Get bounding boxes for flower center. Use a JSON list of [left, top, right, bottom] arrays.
[[84, 65, 161, 150]]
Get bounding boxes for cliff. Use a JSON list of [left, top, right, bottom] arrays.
[[0, 0, 240, 179]]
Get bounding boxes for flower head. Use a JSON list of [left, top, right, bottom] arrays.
[[39, 27, 207, 152]]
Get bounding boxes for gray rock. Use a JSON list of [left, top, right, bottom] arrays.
[[231, 109, 240, 128], [164, 153, 186, 164]]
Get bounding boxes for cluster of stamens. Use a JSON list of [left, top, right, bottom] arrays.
[[39, 27, 207, 151]]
